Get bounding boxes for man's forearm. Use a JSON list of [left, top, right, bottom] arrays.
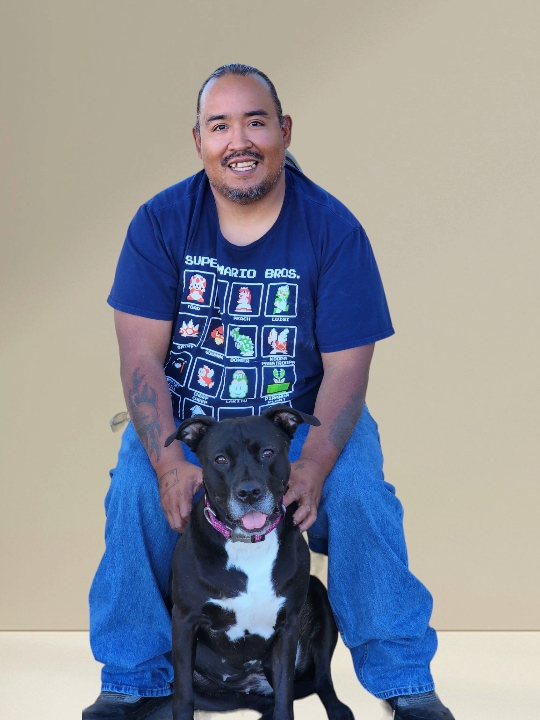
[[121, 354, 185, 476], [298, 382, 365, 480], [297, 344, 375, 479]]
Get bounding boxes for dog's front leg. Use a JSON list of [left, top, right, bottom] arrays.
[[172, 604, 198, 720], [265, 618, 300, 720]]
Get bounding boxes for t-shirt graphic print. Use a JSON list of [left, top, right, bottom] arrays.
[[169, 246, 301, 420]]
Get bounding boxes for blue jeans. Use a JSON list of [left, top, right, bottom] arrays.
[[89, 407, 437, 701]]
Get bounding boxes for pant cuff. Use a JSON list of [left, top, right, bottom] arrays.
[[373, 683, 436, 701], [101, 683, 172, 698]]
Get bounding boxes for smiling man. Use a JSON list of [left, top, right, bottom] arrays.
[[84, 65, 455, 720]]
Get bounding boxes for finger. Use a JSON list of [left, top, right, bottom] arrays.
[[298, 508, 317, 532], [169, 496, 190, 533], [169, 506, 185, 533], [292, 499, 311, 526], [283, 486, 300, 507], [283, 490, 293, 507], [191, 475, 204, 496]]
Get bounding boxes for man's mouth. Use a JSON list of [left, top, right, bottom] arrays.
[[222, 150, 263, 172], [228, 160, 259, 173]]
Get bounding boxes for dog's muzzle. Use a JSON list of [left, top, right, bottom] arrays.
[[203, 495, 285, 543]]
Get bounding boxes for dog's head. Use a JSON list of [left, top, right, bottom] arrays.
[[165, 405, 320, 539]]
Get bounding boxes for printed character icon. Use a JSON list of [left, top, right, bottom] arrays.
[[187, 274, 207, 303], [179, 319, 199, 338], [197, 365, 215, 389], [266, 367, 291, 394], [230, 327, 255, 356], [235, 286, 252, 313], [229, 369, 249, 399], [273, 285, 290, 314], [210, 324, 224, 345], [190, 405, 206, 417], [172, 359, 186, 372], [268, 328, 289, 354]]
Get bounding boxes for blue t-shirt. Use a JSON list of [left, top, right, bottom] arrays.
[[108, 166, 394, 420]]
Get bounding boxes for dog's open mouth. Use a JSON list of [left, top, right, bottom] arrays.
[[225, 504, 282, 532], [240, 510, 268, 530]]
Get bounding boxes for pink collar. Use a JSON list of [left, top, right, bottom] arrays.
[[203, 495, 285, 543]]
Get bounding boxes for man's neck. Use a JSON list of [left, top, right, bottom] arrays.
[[211, 172, 286, 247]]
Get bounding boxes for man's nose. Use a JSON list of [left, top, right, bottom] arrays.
[[236, 480, 263, 504], [228, 123, 252, 151]]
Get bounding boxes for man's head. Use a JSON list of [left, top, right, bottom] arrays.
[[193, 64, 292, 205]]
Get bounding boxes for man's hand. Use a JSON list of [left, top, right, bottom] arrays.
[[157, 459, 203, 532], [283, 458, 326, 532]]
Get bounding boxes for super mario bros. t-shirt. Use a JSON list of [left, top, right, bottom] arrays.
[[108, 167, 394, 420]]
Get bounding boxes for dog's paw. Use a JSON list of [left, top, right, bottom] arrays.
[[329, 703, 355, 720]]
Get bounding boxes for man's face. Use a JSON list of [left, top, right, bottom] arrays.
[[193, 74, 292, 205]]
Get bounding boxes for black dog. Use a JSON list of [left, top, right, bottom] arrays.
[[164, 405, 354, 720]]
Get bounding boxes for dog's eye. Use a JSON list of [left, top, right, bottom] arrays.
[[262, 449, 275, 459], [214, 455, 228, 465]]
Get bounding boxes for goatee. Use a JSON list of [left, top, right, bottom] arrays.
[[209, 162, 284, 205]]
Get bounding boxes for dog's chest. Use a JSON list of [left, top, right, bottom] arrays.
[[207, 532, 285, 642]]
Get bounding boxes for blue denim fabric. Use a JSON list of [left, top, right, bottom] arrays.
[[89, 407, 437, 700]]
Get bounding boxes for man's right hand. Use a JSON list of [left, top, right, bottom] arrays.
[[157, 459, 204, 532]]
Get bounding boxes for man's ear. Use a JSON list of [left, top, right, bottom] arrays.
[[192, 126, 202, 159], [164, 416, 216, 452], [262, 404, 320, 439]]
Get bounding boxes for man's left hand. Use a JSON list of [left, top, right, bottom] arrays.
[[283, 458, 326, 532]]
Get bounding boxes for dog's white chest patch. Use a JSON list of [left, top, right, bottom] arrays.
[[207, 532, 285, 641]]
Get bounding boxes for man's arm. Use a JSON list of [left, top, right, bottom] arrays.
[[283, 343, 375, 531], [114, 309, 203, 532]]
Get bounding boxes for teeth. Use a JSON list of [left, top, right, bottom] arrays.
[[230, 161, 257, 170]]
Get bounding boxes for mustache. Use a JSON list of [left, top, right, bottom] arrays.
[[221, 150, 264, 167]]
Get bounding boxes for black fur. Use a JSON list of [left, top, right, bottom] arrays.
[[168, 408, 353, 720]]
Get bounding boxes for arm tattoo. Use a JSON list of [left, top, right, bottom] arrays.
[[159, 468, 179, 498], [128, 368, 162, 463], [328, 393, 364, 452]]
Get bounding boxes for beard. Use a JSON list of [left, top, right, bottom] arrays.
[[209, 156, 285, 205]]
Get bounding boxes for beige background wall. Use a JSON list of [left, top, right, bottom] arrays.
[[1, 0, 538, 630]]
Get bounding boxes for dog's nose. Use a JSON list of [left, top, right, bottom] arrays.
[[236, 481, 263, 504]]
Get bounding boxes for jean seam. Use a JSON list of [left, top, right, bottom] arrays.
[[356, 642, 370, 692], [373, 683, 436, 701], [101, 683, 172, 698]]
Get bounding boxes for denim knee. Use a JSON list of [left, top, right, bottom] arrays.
[[321, 409, 402, 518], [104, 423, 160, 516]]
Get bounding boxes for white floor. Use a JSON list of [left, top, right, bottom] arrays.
[[0, 631, 538, 719]]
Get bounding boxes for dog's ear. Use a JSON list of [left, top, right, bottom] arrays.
[[262, 404, 321, 439], [164, 416, 216, 451]]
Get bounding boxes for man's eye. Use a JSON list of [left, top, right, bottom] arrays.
[[249, 120, 263, 127], [215, 455, 228, 465], [213, 124, 227, 132], [262, 449, 275, 459]]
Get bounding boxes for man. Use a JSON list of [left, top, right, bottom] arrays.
[[84, 64, 455, 720]]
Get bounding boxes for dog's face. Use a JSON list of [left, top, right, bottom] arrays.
[[165, 406, 320, 538]]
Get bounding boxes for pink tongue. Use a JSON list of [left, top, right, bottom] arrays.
[[242, 510, 268, 530]]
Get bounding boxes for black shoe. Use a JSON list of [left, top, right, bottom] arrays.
[[82, 692, 172, 720], [386, 691, 455, 719]]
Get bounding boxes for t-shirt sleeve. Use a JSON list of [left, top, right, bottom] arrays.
[[315, 226, 394, 352], [107, 204, 180, 320]]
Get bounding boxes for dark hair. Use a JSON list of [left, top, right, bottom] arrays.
[[195, 63, 284, 135]]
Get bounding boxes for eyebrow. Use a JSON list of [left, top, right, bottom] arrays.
[[204, 109, 270, 125]]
